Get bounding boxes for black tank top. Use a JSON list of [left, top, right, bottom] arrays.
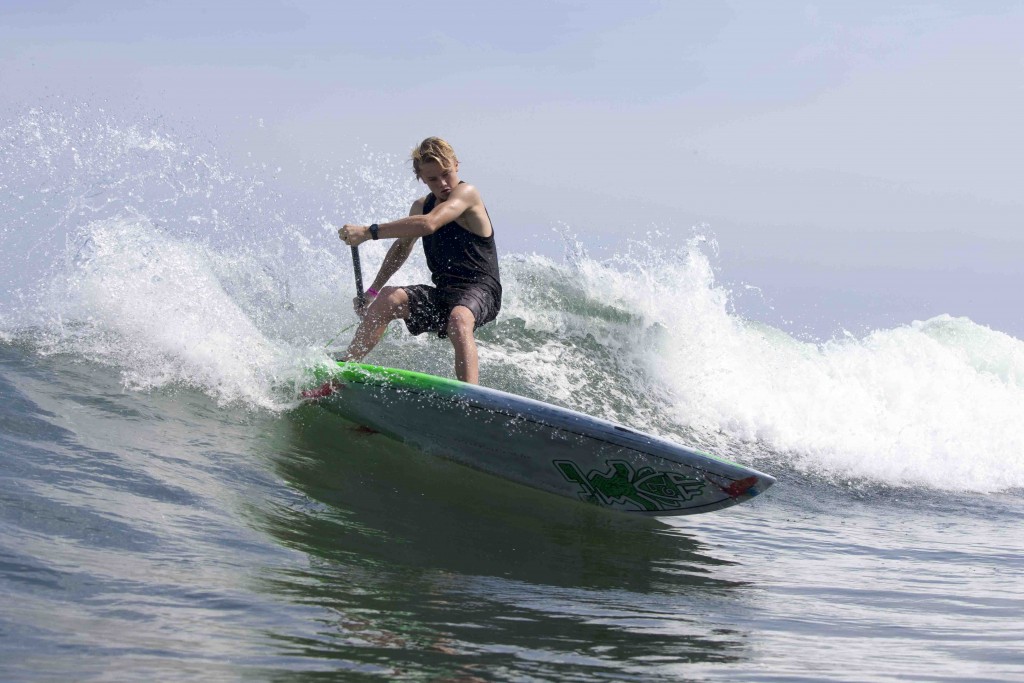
[[422, 187, 501, 292]]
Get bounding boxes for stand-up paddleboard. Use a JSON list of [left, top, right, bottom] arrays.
[[301, 362, 775, 516]]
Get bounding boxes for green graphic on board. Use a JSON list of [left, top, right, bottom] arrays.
[[554, 459, 706, 512]]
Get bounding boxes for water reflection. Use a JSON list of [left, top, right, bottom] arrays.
[[251, 406, 757, 680]]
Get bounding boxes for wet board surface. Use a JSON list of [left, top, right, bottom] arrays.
[[301, 362, 775, 516]]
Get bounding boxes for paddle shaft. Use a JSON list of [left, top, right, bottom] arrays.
[[351, 246, 366, 307]]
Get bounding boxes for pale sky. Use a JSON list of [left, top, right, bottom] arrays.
[[2, 1, 1022, 338]]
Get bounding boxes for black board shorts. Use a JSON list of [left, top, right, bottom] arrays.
[[402, 283, 501, 338]]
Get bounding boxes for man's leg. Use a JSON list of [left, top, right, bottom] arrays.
[[446, 305, 479, 384], [341, 286, 410, 361]]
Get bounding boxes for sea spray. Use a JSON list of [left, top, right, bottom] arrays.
[[39, 216, 289, 407], [568, 240, 1024, 493], [3, 105, 1023, 493], [495, 235, 1024, 493]]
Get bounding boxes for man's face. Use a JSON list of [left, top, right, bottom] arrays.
[[419, 160, 458, 201]]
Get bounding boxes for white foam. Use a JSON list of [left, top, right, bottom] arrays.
[[6, 106, 1022, 492], [505, 236, 1024, 493], [40, 217, 300, 408]]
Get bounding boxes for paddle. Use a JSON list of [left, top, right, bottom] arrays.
[[351, 245, 366, 309], [323, 246, 365, 351]]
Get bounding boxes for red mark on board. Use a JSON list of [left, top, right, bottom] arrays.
[[722, 476, 758, 498], [300, 380, 342, 400]]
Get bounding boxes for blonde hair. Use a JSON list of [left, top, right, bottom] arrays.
[[411, 137, 458, 178]]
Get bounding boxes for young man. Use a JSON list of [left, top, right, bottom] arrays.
[[337, 137, 501, 385]]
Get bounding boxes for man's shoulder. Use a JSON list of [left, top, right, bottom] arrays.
[[449, 183, 484, 211], [455, 183, 482, 200]]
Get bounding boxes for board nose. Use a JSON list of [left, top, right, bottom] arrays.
[[723, 472, 776, 498]]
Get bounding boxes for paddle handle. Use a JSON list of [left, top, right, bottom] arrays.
[[351, 246, 366, 308]]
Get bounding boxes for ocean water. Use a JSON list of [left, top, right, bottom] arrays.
[[2, 107, 1023, 681]]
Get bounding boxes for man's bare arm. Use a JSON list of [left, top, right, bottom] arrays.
[[366, 198, 424, 290], [339, 184, 489, 246], [369, 236, 416, 291]]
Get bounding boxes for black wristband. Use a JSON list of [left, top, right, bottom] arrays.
[[369, 223, 380, 240]]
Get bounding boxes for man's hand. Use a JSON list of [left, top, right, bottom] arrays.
[[339, 224, 370, 246]]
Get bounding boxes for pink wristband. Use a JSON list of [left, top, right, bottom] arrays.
[[366, 287, 379, 297]]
